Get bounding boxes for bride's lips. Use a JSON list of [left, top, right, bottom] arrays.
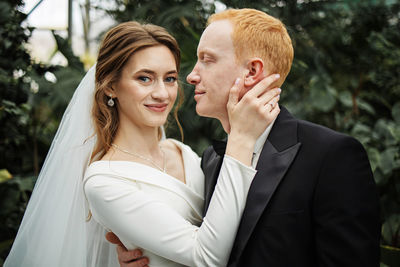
[[145, 103, 168, 112]]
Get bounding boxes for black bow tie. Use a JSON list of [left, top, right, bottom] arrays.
[[212, 139, 227, 156]]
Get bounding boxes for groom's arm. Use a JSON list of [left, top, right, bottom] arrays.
[[313, 135, 380, 266], [106, 232, 149, 267]]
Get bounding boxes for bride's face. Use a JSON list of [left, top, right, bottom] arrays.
[[114, 45, 178, 128]]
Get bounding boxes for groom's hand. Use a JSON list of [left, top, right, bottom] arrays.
[[105, 232, 149, 267]]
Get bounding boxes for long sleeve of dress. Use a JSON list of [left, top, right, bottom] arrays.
[[84, 155, 256, 267]]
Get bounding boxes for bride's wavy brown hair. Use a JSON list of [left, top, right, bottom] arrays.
[[90, 21, 183, 162]]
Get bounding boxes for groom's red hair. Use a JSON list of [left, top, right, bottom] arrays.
[[208, 8, 294, 87]]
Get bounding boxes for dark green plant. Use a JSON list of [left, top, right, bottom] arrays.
[[0, 0, 32, 175]]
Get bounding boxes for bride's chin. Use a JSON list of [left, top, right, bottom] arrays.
[[142, 112, 170, 128], [151, 118, 168, 128]]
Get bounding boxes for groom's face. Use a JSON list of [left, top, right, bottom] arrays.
[[186, 20, 243, 122]]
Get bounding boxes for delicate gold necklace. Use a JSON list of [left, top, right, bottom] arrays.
[[111, 144, 166, 172]]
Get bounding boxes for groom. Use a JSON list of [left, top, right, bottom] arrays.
[[110, 8, 380, 267]]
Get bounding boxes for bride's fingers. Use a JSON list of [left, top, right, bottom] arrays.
[[227, 78, 242, 110], [267, 102, 280, 118], [246, 73, 280, 98], [258, 88, 281, 106], [264, 94, 280, 111]]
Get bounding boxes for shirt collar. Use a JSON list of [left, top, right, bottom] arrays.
[[213, 119, 277, 157], [254, 118, 276, 155]]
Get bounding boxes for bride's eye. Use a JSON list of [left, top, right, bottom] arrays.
[[165, 76, 177, 83], [138, 76, 151, 82]]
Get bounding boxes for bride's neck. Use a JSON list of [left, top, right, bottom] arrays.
[[113, 122, 161, 155]]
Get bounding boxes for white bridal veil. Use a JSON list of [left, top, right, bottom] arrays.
[[4, 65, 118, 266]]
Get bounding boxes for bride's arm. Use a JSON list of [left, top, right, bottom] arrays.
[[85, 74, 281, 267], [85, 155, 254, 266]]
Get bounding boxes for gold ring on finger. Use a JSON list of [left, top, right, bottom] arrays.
[[269, 102, 274, 112]]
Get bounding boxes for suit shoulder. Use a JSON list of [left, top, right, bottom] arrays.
[[201, 144, 227, 174], [202, 145, 215, 159], [297, 119, 362, 147], [201, 145, 217, 167]]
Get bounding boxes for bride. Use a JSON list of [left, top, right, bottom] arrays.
[[4, 21, 280, 266]]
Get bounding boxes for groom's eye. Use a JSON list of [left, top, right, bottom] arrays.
[[202, 55, 215, 64]]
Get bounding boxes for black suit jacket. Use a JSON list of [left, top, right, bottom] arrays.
[[201, 106, 380, 267]]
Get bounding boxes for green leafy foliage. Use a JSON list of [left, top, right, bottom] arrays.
[[0, 0, 32, 174]]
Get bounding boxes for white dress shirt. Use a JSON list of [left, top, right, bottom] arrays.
[[252, 119, 276, 168]]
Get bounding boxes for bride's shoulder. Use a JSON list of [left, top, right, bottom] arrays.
[[161, 139, 200, 160], [85, 161, 109, 177], [160, 138, 192, 153], [160, 138, 182, 154]]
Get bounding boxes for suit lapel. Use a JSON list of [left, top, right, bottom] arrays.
[[229, 106, 302, 264], [203, 140, 226, 213]]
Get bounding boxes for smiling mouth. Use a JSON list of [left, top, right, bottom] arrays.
[[145, 104, 168, 112]]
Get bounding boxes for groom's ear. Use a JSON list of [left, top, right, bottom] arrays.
[[243, 58, 265, 87]]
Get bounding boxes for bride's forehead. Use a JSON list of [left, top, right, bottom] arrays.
[[122, 46, 177, 74]]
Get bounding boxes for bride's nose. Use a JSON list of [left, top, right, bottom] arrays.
[[151, 80, 169, 100]]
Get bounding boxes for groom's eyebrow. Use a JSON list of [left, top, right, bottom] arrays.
[[198, 49, 217, 58]]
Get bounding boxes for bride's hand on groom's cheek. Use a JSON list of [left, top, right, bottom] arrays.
[[227, 73, 281, 139], [105, 232, 149, 267]]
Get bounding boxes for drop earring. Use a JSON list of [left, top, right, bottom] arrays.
[[107, 93, 115, 107]]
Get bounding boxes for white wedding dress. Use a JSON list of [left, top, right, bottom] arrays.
[[84, 139, 256, 267]]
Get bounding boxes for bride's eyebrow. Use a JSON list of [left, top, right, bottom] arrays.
[[166, 70, 178, 75], [136, 69, 156, 75], [136, 69, 177, 75]]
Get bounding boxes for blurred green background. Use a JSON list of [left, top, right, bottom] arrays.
[[1, 0, 399, 266]]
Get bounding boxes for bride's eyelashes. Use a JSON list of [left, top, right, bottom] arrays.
[[136, 75, 177, 85], [138, 76, 151, 83], [165, 76, 177, 83]]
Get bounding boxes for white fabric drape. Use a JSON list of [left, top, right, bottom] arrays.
[[4, 65, 117, 267]]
